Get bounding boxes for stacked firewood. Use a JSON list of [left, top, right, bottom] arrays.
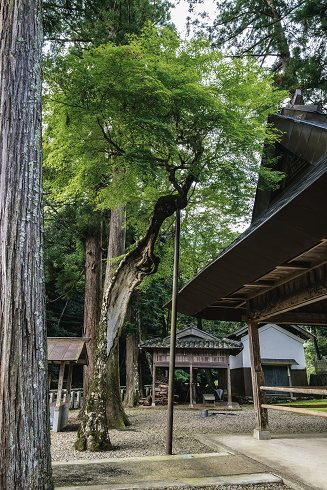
[[154, 375, 179, 405]]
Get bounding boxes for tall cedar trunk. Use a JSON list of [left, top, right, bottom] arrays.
[[76, 191, 192, 450], [125, 332, 141, 406], [124, 303, 141, 407], [102, 194, 129, 429], [0, 0, 53, 487], [266, 0, 291, 70], [82, 219, 102, 411], [138, 297, 153, 378]]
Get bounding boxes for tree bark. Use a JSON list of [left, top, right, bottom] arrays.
[[0, 0, 53, 486], [266, 0, 291, 70], [101, 183, 129, 429], [82, 218, 102, 411], [124, 303, 141, 407], [103, 203, 126, 293], [106, 336, 130, 428], [76, 188, 193, 450]]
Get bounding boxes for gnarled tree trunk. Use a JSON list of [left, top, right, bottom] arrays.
[[82, 218, 102, 411], [76, 192, 191, 451], [101, 195, 129, 429], [0, 0, 53, 486]]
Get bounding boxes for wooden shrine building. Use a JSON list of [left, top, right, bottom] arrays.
[[140, 326, 243, 407], [48, 337, 90, 432], [167, 102, 327, 438]]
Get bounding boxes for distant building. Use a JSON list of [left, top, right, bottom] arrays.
[[228, 324, 315, 396]]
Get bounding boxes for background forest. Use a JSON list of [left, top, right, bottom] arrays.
[[43, 0, 327, 398]]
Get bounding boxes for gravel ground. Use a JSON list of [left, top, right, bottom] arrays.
[[51, 405, 327, 462]]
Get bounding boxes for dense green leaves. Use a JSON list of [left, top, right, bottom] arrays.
[[44, 28, 285, 215], [43, 0, 173, 46]]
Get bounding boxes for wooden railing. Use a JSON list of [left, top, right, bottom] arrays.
[[260, 386, 327, 418], [120, 384, 152, 401]]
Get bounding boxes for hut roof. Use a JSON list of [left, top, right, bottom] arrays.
[[47, 337, 90, 365]]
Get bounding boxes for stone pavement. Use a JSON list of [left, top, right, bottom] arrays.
[[53, 450, 281, 489], [53, 432, 327, 490]]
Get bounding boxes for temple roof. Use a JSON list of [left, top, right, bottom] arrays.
[[139, 326, 243, 355]]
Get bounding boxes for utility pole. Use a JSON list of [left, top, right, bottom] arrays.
[[166, 202, 181, 455]]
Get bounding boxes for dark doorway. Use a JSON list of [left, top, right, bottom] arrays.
[[263, 365, 289, 395]]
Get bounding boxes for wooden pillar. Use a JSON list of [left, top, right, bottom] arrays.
[[248, 320, 270, 440], [65, 361, 74, 404], [193, 368, 197, 406], [227, 361, 232, 408], [152, 354, 156, 406], [189, 364, 193, 407], [287, 365, 293, 398], [55, 361, 65, 410]]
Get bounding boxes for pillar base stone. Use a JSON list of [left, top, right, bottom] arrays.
[[253, 429, 271, 440]]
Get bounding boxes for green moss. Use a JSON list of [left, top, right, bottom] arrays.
[[89, 431, 113, 452], [74, 426, 87, 451]]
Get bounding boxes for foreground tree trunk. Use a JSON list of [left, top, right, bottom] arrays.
[[0, 0, 53, 487], [76, 191, 191, 451], [82, 219, 102, 411]]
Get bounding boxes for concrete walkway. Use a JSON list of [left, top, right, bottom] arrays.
[[200, 433, 327, 490]]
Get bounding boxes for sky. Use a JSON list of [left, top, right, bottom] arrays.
[[168, 0, 217, 37]]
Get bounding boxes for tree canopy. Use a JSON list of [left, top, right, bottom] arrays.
[[43, 28, 285, 220], [186, 0, 327, 105]]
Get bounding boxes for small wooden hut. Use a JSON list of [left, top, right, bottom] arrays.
[[48, 337, 90, 432], [140, 326, 243, 407]]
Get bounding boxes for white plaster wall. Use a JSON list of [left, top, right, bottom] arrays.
[[230, 347, 243, 369], [230, 324, 307, 370]]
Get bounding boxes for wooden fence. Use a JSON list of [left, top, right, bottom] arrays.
[[260, 386, 327, 418]]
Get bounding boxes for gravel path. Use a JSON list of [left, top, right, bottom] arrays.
[[51, 405, 327, 462]]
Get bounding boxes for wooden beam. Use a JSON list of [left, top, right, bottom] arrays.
[[249, 281, 327, 322], [189, 364, 193, 408], [256, 312, 327, 325], [152, 353, 156, 406], [276, 261, 311, 269], [261, 386, 327, 395], [261, 404, 327, 418], [247, 251, 327, 301], [65, 361, 74, 404], [221, 297, 247, 301], [55, 361, 65, 410], [244, 282, 273, 288], [248, 321, 269, 432], [210, 304, 245, 309], [226, 362, 232, 408]]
